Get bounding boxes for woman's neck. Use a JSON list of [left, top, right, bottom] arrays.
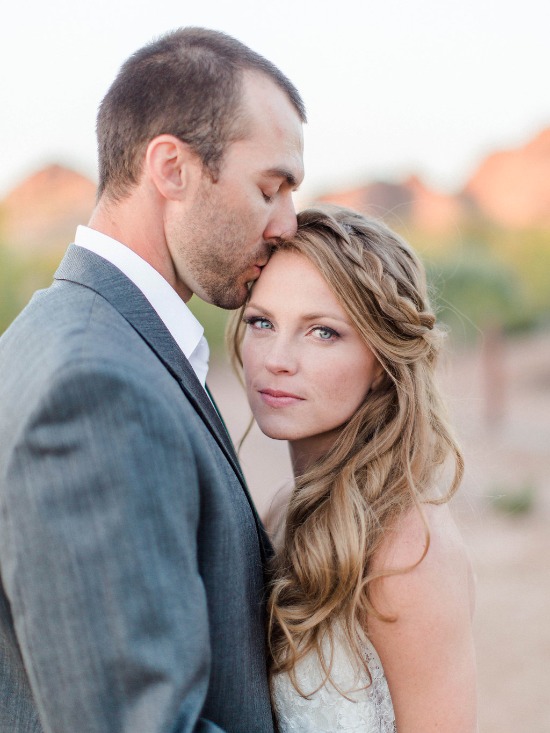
[[288, 429, 339, 478]]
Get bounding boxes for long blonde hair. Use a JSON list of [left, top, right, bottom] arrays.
[[228, 205, 463, 693]]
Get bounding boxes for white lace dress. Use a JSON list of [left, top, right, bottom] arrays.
[[271, 629, 396, 733]]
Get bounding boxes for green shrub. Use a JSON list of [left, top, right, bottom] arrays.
[[187, 296, 231, 356], [426, 251, 532, 342], [488, 482, 536, 516], [0, 244, 59, 336]]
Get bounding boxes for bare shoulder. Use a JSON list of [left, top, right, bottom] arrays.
[[368, 502, 478, 732], [370, 502, 474, 618]]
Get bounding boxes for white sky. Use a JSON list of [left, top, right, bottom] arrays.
[[1, 0, 549, 200]]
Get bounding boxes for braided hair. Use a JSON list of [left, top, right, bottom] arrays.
[[229, 204, 463, 694]]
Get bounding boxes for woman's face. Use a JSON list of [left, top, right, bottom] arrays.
[[241, 250, 381, 459]]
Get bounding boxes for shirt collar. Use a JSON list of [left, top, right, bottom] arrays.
[[74, 225, 209, 384]]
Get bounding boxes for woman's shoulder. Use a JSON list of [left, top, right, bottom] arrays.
[[370, 502, 474, 620], [367, 505, 478, 731], [374, 502, 469, 569]]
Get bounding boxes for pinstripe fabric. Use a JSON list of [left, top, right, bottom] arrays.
[[0, 245, 274, 733]]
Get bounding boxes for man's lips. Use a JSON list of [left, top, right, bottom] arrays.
[[246, 263, 265, 283], [258, 389, 305, 407]]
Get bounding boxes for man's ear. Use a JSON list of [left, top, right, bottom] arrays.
[[145, 134, 200, 200]]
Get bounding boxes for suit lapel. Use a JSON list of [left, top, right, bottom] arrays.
[[54, 245, 248, 485], [55, 245, 273, 564], [205, 385, 230, 431]]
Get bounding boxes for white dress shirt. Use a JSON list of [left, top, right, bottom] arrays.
[[74, 225, 210, 387]]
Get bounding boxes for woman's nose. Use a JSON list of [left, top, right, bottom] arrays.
[[263, 337, 298, 375]]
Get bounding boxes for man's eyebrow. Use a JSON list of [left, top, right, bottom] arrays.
[[264, 168, 300, 188]]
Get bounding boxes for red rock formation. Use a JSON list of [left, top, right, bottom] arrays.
[[315, 126, 550, 232], [317, 176, 465, 235], [405, 175, 465, 234], [464, 128, 550, 229], [0, 164, 96, 254], [317, 180, 414, 224]]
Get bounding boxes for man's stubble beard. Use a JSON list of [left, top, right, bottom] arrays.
[[171, 194, 269, 310]]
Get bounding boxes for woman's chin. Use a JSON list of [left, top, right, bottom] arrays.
[[253, 418, 303, 443], [256, 425, 294, 441]]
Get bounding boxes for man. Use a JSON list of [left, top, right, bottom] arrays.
[[0, 28, 305, 733]]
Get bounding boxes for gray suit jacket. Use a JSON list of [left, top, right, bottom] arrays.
[[0, 245, 274, 733]]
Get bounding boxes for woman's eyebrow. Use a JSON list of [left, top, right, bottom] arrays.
[[300, 312, 350, 324], [245, 302, 274, 318]]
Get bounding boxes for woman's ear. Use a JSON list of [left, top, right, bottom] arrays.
[[370, 362, 385, 393], [145, 134, 200, 200]]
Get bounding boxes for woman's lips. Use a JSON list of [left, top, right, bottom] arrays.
[[259, 389, 305, 408]]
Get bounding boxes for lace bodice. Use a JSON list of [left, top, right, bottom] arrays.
[[271, 629, 396, 733]]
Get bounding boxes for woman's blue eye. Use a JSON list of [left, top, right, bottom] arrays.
[[244, 316, 272, 330], [314, 326, 337, 340]]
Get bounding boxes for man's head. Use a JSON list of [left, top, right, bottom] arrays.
[[96, 27, 306, 201], [94, 28, 305, 309]]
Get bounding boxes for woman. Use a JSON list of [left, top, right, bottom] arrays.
[[229, 205, 477, 732]]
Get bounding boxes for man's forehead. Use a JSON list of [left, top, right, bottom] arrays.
[[240, 72, 303, 130], [230, 72, 305, 184]]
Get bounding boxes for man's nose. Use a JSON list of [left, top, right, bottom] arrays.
[[264, 194, 298, 242]]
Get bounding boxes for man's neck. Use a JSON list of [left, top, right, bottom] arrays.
[[88, 193, 191, 302]]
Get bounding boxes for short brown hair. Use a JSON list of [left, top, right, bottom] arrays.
[[96, 27, 306, 200]]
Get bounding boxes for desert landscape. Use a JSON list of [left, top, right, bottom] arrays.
[[209, 327, 550, 733]]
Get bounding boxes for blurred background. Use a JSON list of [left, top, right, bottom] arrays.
[[1, 1, 549, 729]]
